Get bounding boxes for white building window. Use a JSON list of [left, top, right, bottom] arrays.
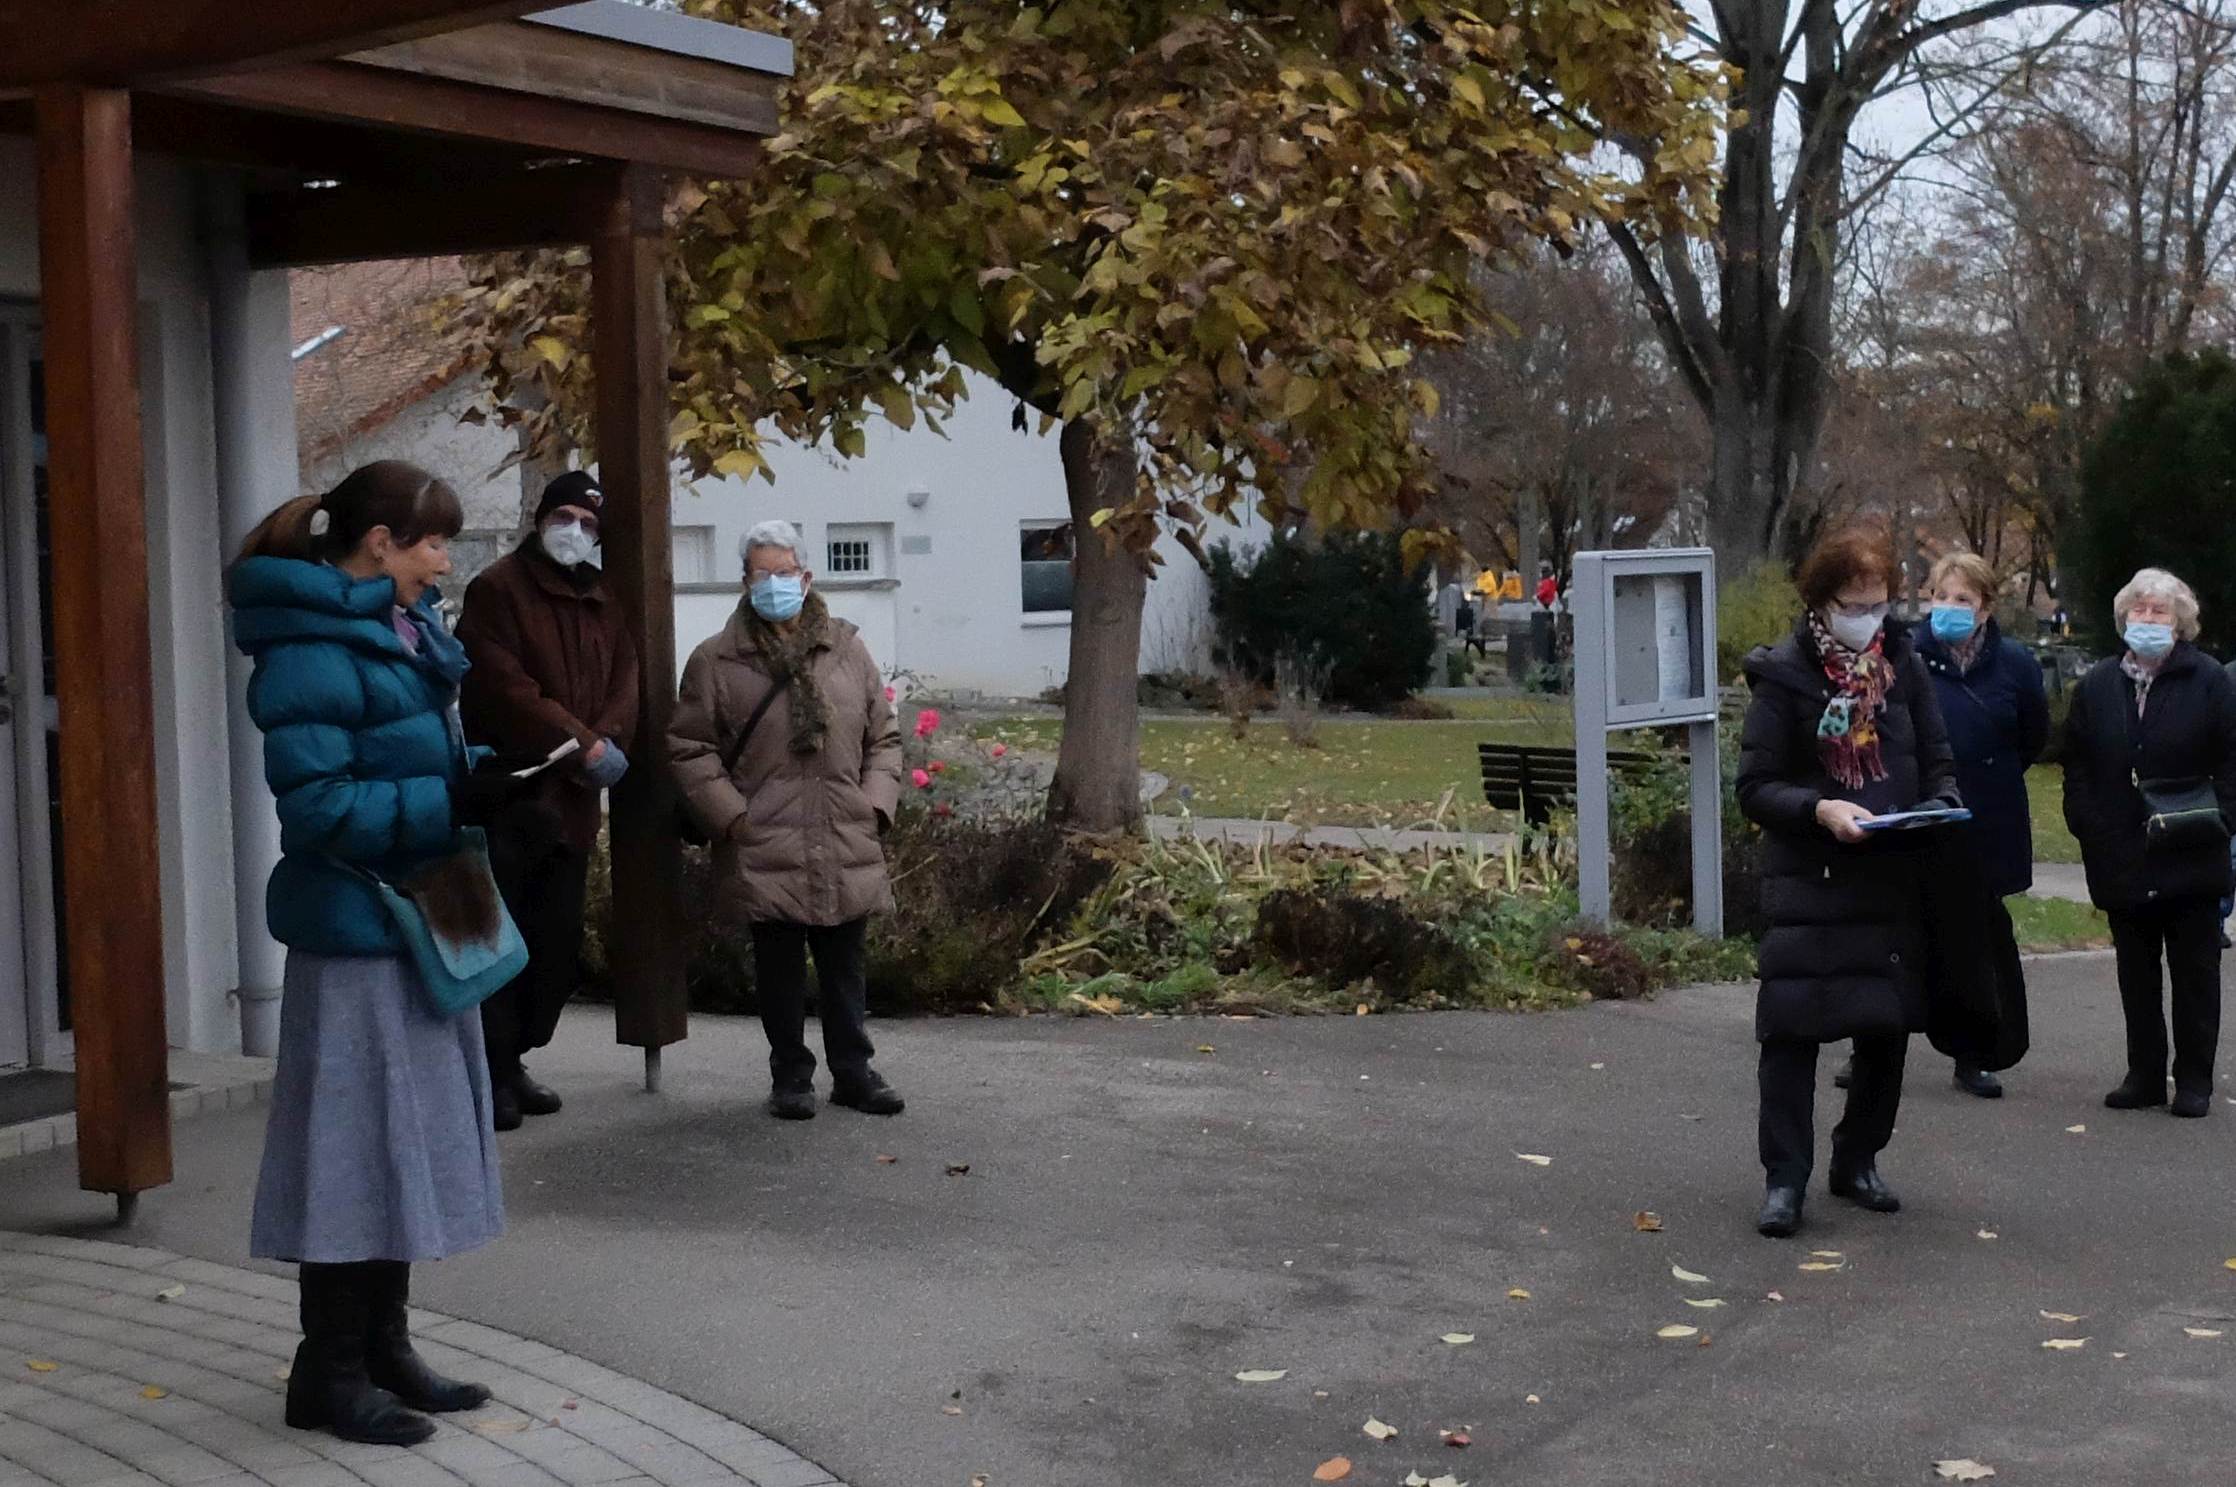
[[825, 522, 891, 579], [1021, 521, 1074, 614], [672, 525, 716, 584]]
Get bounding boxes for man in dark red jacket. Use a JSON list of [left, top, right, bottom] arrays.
[[457, 471, 639, 1130]]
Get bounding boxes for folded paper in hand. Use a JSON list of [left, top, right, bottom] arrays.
[[509, 737, 581, 780], [1859, 806, 1972, 832]]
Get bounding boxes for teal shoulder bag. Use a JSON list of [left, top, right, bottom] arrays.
[[335, 828, 528, 1016]]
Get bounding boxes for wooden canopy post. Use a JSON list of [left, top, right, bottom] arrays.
[[34, 84, 173, 1212], [591, 163, 688, 1089]]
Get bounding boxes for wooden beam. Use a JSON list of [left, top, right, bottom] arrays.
[[33, 85, 172, 1200], [168, 59, 766, 178], [247, 165, 602, 267], [350, 18, 780, 137], [0, 2, 542, 88], [592, 164, 689, 1058]]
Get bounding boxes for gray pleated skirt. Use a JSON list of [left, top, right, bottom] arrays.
[[249, 951, 505, 1264]]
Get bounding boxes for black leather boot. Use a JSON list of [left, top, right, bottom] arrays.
[[285, 1264, 435, 1446], [1757, 1186, 1804, 1239], [1952, 1064, 2003, 1099], [513, 1067, 563, 1117], [364, 1262, 492, 1414], [1828, 1164, 1902, 1213], [2104, 1073, 2168, 1110], [830, 1070, 905, 1116]]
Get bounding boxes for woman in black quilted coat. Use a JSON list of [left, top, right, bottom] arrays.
[[1736, 528, 1960, 1239]]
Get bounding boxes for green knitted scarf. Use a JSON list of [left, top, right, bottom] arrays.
[[744, 590, 831, 756]]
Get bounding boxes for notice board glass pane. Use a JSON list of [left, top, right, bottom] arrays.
[[1609, 571, 1706, 710]]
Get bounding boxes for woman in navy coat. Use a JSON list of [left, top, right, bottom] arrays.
[[1912, 551, 2049, 1097]]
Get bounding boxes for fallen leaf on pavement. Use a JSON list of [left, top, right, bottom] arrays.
[[1976, 1229, 1999, 1241], [1590, 1062, 1605, 1070], [2041, 1338, 2088, 1351], [1524, 1394, 1541, 1404], [942, 1405, 963, 1416], [1683, 1298, 1725, 1310], [875, 1155, 897, 1165], [2184, 1328, 2224, 1339], [155, 1285, 185, 1302], [1506, 1289, 1531, 1301], [1440, 1333, 1476, 1345], [140, 1386, 167, 1400], [1442, 1430, 1471, 1448], [945, 1163, 971, 1177], [2113, 1352, 2129, 1359], [1633, 1211, 1664, 1233], [1798, 1261, 1845, 1272], [274, 1367, 290, 1382], [2039, 1311, 2084, 1323], [1671, 1265, 1709, 1284], [1363, 1417, 1397, 1441], [1514, 1153, 1553, 1167], [2225, 1258, 2236, 1271], [1934, 1460, 1996, 1481], [25, 1361, 57, 1374], [2066, 1124, 2087, 1134], [1355, 1004, 1370, 1017], [1233, 1369, 1287, 1384], [1810, 1250, 1845, 1259], [971, 1476, 988, 1487], [1766, 1291, 1786, 1302], [1313, 1459, 1353, 1482], [1655, 1325, 1699, 1339], [1196, 1045, 1216, 1054]]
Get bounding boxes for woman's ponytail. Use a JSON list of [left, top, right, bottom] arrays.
[[235, 493, 333, 565]]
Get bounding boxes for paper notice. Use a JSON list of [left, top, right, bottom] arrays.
[[1653, 575, 1691, 702]]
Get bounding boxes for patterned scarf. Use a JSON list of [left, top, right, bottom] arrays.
[[744, 589, 832, 756], [1947, 625, 1989, 675], [1807, 610, 1894, 790], [2120, 651, 2161, 720]]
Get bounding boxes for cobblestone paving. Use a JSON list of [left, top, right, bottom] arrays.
[[0, 1234, 842, 1487]]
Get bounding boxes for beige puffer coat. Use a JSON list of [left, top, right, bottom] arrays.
[[668, 597, 903, 927]]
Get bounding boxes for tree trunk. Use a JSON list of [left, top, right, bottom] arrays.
[[1046, 418, 1147, 833]]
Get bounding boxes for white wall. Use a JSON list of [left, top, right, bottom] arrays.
[[0, 144, 244, 1054], [303, 374, 521, 533], [670, 373, 1270, 697]]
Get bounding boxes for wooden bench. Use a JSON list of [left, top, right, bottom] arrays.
[[1478, 742, 1658, 827]]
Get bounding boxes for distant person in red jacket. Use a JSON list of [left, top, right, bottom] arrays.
[[455, 471, 640, 1131], [1535, 564, 1559, 610]]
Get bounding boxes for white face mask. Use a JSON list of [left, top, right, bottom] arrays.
[[1823, 608, 1884, 653], [541, 518, 600, 570]]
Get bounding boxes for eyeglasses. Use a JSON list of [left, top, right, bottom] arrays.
[[1830, 600, 1890, 621]]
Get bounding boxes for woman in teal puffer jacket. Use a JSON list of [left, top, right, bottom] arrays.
[[230, 461, 504, 1448]]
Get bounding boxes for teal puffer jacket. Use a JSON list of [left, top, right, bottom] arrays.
[[229, 556, 470, 956]]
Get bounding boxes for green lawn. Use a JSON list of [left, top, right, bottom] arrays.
[[974, 706, 2087, 861], [2008, 895, 2112, 951]]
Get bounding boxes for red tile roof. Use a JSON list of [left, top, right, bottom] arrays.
[[291, 258, 479, 472]]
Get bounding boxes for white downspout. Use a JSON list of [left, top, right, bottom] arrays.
[[201, 174, 295, 1057]]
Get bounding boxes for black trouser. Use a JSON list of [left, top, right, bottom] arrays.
[[482, 831, 590, 1078], [1759, 1032, 1908, 1190], [1958, 895, 2025, 1071], [752, 917, 875, 1089], [2106, 896, 2223, 1095]]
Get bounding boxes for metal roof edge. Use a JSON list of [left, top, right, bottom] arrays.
[[524, 2, 794, 79]]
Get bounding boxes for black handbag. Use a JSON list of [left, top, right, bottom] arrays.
[[677, 674, 791, 847], [2138, 776, 2229, 852]]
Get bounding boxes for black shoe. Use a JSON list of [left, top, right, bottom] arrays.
[[2171, 1088, 2212, 1119], [1829, 1165, 1902, 1213], [513, 1070, 563, 1118], [363, 1262, 492, 1414], [491, 1079, 523, 1132], [285, 1266, 437, 1446], [1757, 1185, 1803, 1238], [830, 1072, 905, 1116], [768, 1086, 817, 1121], [1832, 1056, 1853, 1091], [2104, 1075, 2168, 1110], [1953, 1064, 2004, 1099]]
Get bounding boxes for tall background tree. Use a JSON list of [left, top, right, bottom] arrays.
[[1606, 0, 2109, 566], [459, 0, 1724, 830]]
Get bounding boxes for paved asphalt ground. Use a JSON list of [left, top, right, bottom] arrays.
[[6, 953, 2235, 1486]]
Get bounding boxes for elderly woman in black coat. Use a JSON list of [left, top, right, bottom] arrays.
[[1737, 528, 1961, 1239], [2062, 568, 2236, 1119]]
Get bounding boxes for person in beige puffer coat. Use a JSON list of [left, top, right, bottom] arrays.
[[669, 520, 905, 1120]]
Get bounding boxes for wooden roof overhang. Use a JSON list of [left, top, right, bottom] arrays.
[[2, 0, 783, 1210]]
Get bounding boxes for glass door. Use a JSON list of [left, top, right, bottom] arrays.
[[0, 307, 64, 1067]]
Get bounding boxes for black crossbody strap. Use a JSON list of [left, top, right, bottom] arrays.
[[723, 674, 792, 776]]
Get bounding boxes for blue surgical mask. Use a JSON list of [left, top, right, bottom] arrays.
[[2125, 621, 2176, 661], [1928, 605, 1979, 644], [749, 573, 805, 622]]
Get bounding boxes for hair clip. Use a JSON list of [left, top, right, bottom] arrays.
[[307, 508, 332, 537]]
